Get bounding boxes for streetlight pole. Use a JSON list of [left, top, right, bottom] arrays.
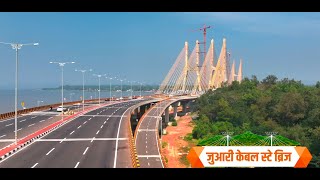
[[70, 93, 75, 102], [37, 100, 44, 107], [50, 61, 75, 121], [106, 76, 116, 103], [93, 74, 106, 106], [129, 80, 135, 99], [75, 69, 92, 111], [0, 42, 39, 144], [119, 79, 126, 101], [139, 82, 143, 97]]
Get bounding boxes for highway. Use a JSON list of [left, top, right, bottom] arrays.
[[0, 103, 99, 149], [0, 99, 148, 168], [135, 99, 176, 168]]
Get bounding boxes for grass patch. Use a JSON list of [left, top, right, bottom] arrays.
[[184, 133, 193, 142], [162, 141, 168, 148], [164, 156, 168, 164], [172, 120, 177, 126], [179, 154, 190, 166]]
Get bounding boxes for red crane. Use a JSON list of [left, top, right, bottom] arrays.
[[193, 24, 212, 60], [192, 24, 211, 88]]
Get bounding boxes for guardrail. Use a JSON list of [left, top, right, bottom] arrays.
[[133, 97, 170, 168], [0, 96, 145, 121], [0, 103, 104, 161], [126, 99, 160, 168]]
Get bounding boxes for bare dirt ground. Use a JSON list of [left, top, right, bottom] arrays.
[[162, 115, 195, 168]]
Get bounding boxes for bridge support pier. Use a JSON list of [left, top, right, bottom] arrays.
[[181, 101, 187, 115], [165, 107, 169, 125], [173, 102, 178, 119], [140, 105, 146, 116]]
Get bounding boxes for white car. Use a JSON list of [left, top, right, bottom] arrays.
[[57, 106, 68, 112]]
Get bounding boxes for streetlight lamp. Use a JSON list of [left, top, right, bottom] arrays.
[[50, 61, 75, 121], [75, 68, 92, 111], [0, 41, 39, 144], [37, 100, 44, 107], [93, 74, 106, 106]]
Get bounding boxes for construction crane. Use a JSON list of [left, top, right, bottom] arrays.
[[192, 24, 212, 61], [192, 24, 211, 89]]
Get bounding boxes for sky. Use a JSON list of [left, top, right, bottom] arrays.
[[0, 12, 320, 89]]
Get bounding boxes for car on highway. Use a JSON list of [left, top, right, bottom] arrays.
[[57, 106, 69, 112]]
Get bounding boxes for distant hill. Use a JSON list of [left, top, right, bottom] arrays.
[[42, 85, 159, 91]]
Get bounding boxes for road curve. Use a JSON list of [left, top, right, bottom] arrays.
[[0, 99, 148, 168]]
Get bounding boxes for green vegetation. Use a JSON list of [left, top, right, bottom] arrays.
[[197, 131, 300, 146], [172, 120, 177, 126], [184, 133, 193, 142], [162, 141, 168, 149], [192, 75, 320, 167], [179, 146, 191, 166], [164, 156, 168, 164]]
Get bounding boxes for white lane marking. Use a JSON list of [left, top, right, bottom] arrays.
[[46, 148, 55, 155], [137, 155, 161, 158], [39, 120, 45, 122], [28, 123, 35, 127], [91, 137, 95, 142], [146, 151, 148, 154], [83, 147, 89, 155], [146, 145, 147, 148], [96, 130, 100, 135], [0, 135, 6, 138], [145, 141, 147, 144], [113, 106, 131, 168], [20, 119, 26, 122], [5, 123, 13, 127], [77, 125, 82, 129], [70, 131, 75, 135], [31, 116, 37, 119], [138, 129, 157, 132], [107, 118, 109, 120], [103, 121, 106, 124], [74, 162, 80, 168], [60, 138, 66, 143], [14, 128, 22, 132], [88, 118, 91, 120], [48, 117, 53, 119], [31, 163, 38, 168], [83, 121, 87, 124], [148, 162, 150, 166], [100, 125, 103, 129]]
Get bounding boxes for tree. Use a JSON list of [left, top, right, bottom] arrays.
[[276, 92, 306, 126], [261, 75, 278, 85]]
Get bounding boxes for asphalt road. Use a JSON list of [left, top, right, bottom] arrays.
[[135, 99, 175, 168], [0, 99, 148, 168], [0, 102, 104, 150]]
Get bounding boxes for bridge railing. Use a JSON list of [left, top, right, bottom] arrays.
[[0, 96, 144, 121]]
